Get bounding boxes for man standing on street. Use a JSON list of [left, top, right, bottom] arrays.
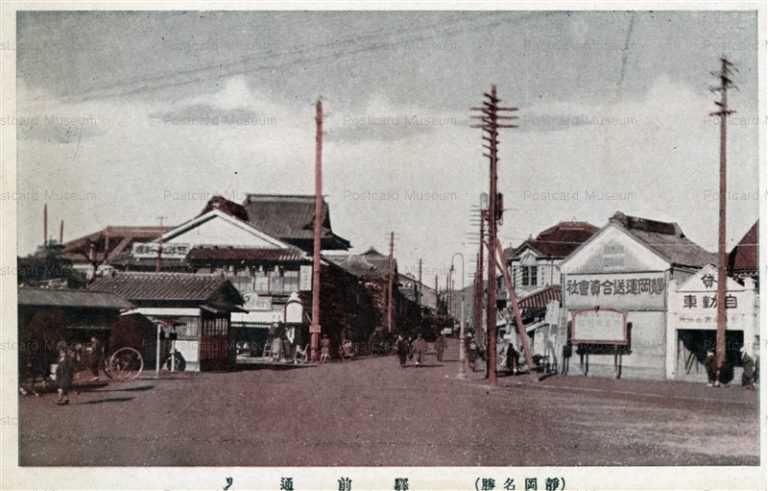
[[411, 333, 427, 365], [395, 334, 409, 368], [89, 336, 104, 382], [705, 350, 720, 387], [434, 332, 446, 362], [741, 347, 756, 390]]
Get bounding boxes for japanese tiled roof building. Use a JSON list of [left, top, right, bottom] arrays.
[[505, 221, 599, 260], [608, 212, 717, 268], [241, 194, 351, 251], [729, 220, 758, 280]]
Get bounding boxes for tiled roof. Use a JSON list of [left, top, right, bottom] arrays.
[[729, 221, 758, 273], [507, 221, 598, 260], [241, 194, 351, 250], [518, 285, 560, 310], [610, 212, 717, 268], [18, 287, 134, 310], [62, 226, 170, 264], [198, 195, 249, 222], [89, 272, 242, 304], [187, 247, 306, 262]]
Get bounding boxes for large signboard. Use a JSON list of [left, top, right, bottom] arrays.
[[564, 272, 667, 310], [132, 242, 190, 259], [571, 308, 628, 345]]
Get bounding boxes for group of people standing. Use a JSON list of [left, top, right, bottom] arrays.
[[705, 347, 759, 390], [19, 336, 105, 406], [394, 333, 447, 368]]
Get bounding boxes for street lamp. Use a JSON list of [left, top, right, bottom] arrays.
[[451, 252, 466, 378]]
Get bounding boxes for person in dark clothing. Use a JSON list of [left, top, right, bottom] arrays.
[[434, 333, 447, 362], [506, 343, 520, 375], [55, 344, 74, 405], [89, 336, 104, 382], [741, 347, 756, 390], [466, 334, 479, 371], [705, 350, 720, 387], [395, 334, 409, 368], [561, 340, 572, 375]]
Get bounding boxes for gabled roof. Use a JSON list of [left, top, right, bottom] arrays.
[[155, 208, 294, 250], [729, 220, 758, 274], [241, 194, 351, 250], [325, 249, 394, 281], [18, 287, 134, 310], [609, 212, 717, 268], [62, 226, 170, 263], [89, 272, 243, 305], [676, 264, 746, 292], [506, 221, 599, 260], [199, 195, 249, 222]]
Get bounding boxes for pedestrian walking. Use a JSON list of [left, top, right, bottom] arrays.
[[506, 343, 520, 375], [705, 350, 720, 387], [466, 334, 479, 371], [411, 334, 427, 365], [561, 339, 572, 375], [54, 343, 74, 405], [320, 334, 331, 363], [741, 347, 756, 390], [89, 336, 104, 382], [395, 334, 409, 368], [434, 333, 446, 362]]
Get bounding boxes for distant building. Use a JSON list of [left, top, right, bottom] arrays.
[[61, 226, 170, 279], [505, 221, 598, 294]]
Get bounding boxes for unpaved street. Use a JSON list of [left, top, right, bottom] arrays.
[[20, 340, 759, 466]]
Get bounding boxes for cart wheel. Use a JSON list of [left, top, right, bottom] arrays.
[[106, 347, 144, 381]]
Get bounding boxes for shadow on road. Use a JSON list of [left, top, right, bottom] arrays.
[[78, 396, 135, 405], [405, 363, 443, 368]]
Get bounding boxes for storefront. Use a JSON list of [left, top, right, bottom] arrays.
[[559, 212, 716, 380], [666, 264, 758, 383]]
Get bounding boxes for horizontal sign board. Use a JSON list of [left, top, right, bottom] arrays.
[[572, 308, 628, 345], [132, 242, 190, 259], [565, 272, 666, 310]]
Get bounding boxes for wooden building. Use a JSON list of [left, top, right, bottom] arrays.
[[89, 272, 244, 371]]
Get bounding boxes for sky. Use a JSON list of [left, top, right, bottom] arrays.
[[14, 10, 761, 284]]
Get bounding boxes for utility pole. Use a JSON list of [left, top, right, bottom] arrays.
[[434, 274, 439, 314], [417, 258, 423, 309], [471, 85, 518, 385], [310, 99, 323, 361], [473, 252, 482, 335], [59, 220, 64, 244], [710, 57, 736, 372], [387, 231, 395, 333], [155, 216, 167, 273]]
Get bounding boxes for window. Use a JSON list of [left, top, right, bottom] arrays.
[[522, 266, 538, 287]]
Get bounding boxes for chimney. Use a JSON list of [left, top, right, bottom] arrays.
[[43, 203, 48, 245]]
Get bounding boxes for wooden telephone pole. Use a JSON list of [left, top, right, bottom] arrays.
[[310, 100, 323, 361], [387, 231, 395, 333], [470, 85, 518, 385], [710, 57, 736, 371]]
